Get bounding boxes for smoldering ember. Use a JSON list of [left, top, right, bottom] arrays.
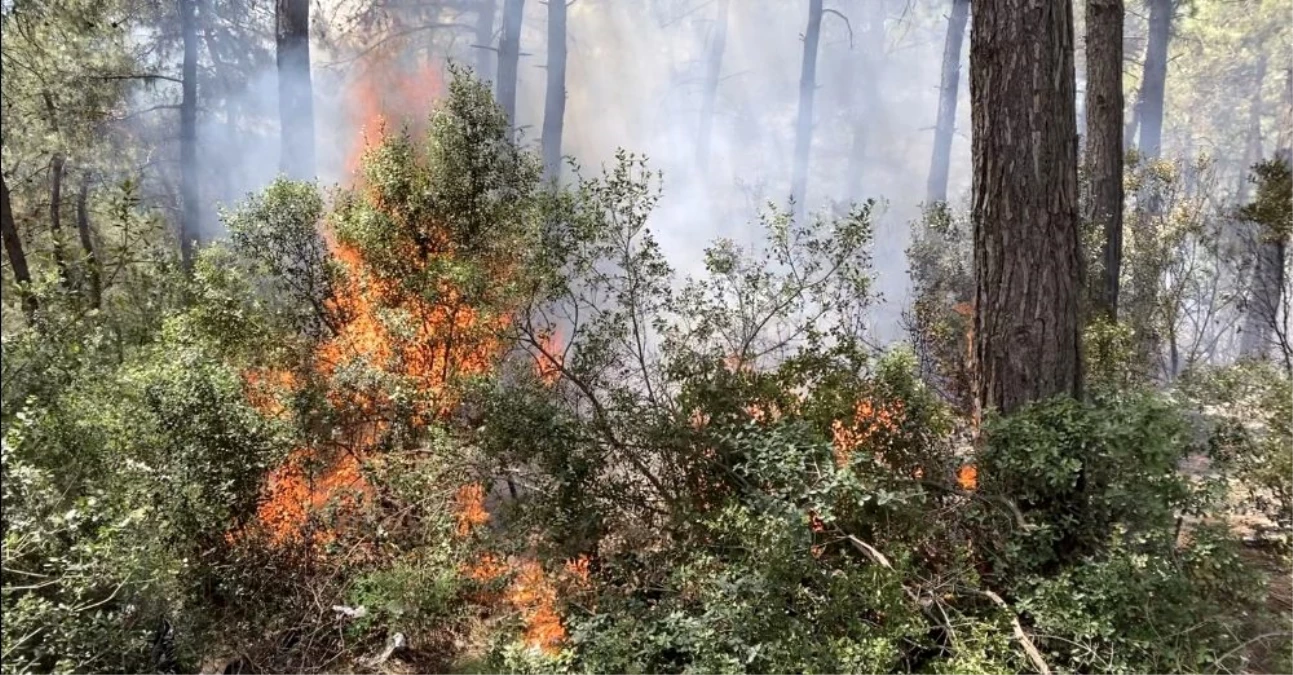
[[1, 1, 1290, 674]]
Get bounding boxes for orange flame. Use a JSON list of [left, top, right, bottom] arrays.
[[534, 329, 564, 385], [831, 398, 906, 468]]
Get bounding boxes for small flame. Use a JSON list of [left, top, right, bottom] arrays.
[[831, 398, 906, 468]]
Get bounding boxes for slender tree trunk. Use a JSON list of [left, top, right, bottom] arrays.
[[475, 0, 497, 80], [1, 175, 38, 318], [277, 0, 316, 180], [180, 0, 200, 270], [791, 0, 824, 221], [697, 0, 731, 173], [971, 0, 1083, 415], [497, 0, 525, 139], [1236, 52, 1268, 204], [1086, 0, 1125, 320], [926, 0, 969, 205], [49, 154, 71, 289], [41, 91, 70, 289], [76, 171, 101, 310], [542, 0, 567, 181], [1123, 90, 1141, 152], [1136, 0, 1171, 158]]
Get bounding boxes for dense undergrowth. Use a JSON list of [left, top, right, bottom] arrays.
[[3, 71, 1290, 674]]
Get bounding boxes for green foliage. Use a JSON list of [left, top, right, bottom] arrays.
[[2, 320, 284, 673]]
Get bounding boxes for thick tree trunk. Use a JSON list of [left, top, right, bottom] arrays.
[[541, 0, 567, 181], [1, 174, 38, 318], [1085, 0, 1125, 320], [926, 0, 969, 205], [971, 0, 1083, 415], [1236, 69, 1287, 356], [696, 0, 730, 173], [496, 0, 525, 139], [1136, 0, 1171, 158], [475, 0, 497, 80], [277, 0, 316, 180], [180, 0, 200, 270], [76, 171, 101, 310], [791, 0, 824, 221]]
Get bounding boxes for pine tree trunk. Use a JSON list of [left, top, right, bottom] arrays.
[[475, 0, 497, 80], [1085, 0, 1125, 320], [41, 91, 70, 289], [180, 0, 200, 270], [541, 0, 567, 181], [791, 0, 824, 221], [1241, 71, 1292, 362], [76, 171, 102, 310], [926, 0, 969, 205], [49, 154, 71, 289], [497, 0, 525, 139], [971, 0, 1083, 415], [696, 0, 730, 173], [277, 0, 315, 180], [1, 174, 37, 318], [1136, 0, 1171, 158]]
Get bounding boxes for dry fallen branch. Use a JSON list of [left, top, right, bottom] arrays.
[[979, 589, 1052, 675]]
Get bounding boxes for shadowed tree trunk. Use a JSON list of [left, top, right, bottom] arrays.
[[1, 174, 37, 318], [180, 0, 200, 270], [76, 171, 101, 310], [41, 91, 70, 289], [475, 0, 497, 80], [696, 0, 730, 173], [497, 0, 525, 139], [1135, 0, 1171, 158], [971, 0, 1083, 415], [542, 0, 567, 181], [1239, 151, 1292, 360], [791, 0, 824, 221], [276, 0, 316, 180], [1086, 0, 1125, 320], [49, 154, 71, 290], [926, 0, 969, 205]]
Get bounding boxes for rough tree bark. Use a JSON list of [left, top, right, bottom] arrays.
[[971, 0, 1083, 415], [1, 174, 37, 318], [180, 0, 200, 270], [475, 0, 497, 80], [76, 171, 101, 310], [1135, 0, 1171, 158], [696, 0, 730, 173], [497, 0, 525, 139], [541, 0, 567, 181], [791, 0, 824, 221], [276, 0, 316, 180], [926, 0, 970, 205], [1085, 0, 1125, 320], [1236, 68, 1287, 359]]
